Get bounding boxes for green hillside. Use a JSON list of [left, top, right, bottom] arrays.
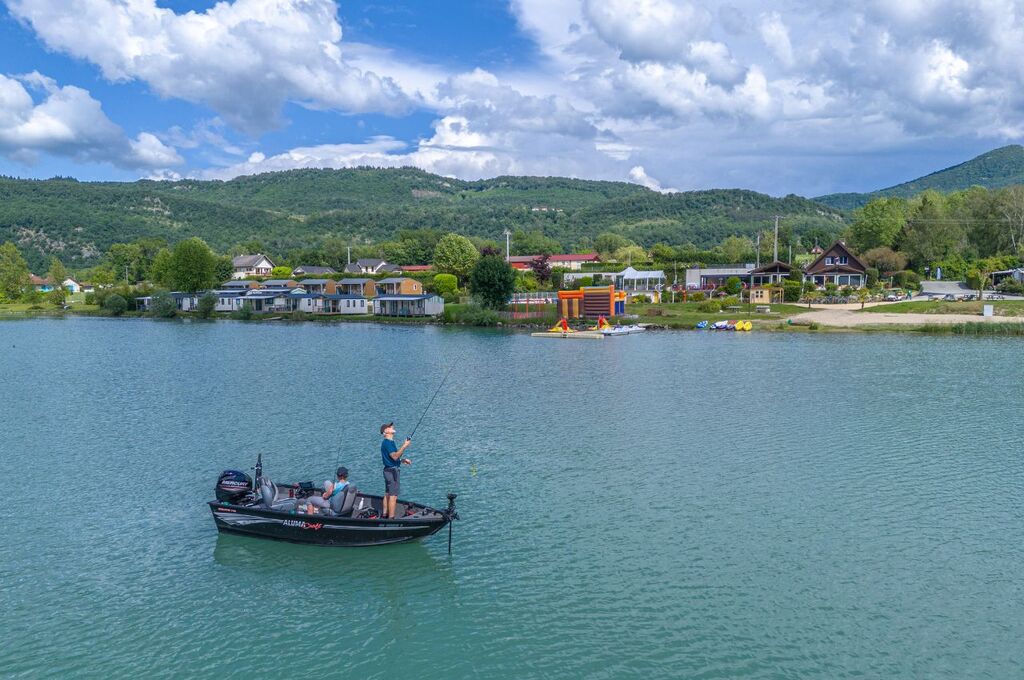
[[0, 168, 844, 270], [816, 145, 1024, 210]]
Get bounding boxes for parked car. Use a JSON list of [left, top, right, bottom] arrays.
[[942, 294, 957, 301], [885, 292, 903, 302], [962, 294, 977, 301]]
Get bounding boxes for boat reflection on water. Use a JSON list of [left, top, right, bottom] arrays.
[[212, 532, 454, 586]]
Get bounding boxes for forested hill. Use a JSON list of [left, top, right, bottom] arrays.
[[816, 145, 1024, 210], [0, 167, 843, 269]]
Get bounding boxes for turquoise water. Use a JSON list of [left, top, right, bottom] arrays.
[[2, 318, 1023, 678]]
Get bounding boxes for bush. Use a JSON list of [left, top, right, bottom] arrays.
[[103, 294, 127, 316], [782, 280, 802, 302], [965, 269, 989, 291], [866, 267, 879, 286], [447, 304, 501, 326], [433, 273, 458, 302], [149, 292, 177, 318], [696, 300, 721, 313], [996, 279, 1024, 295], [231, 305, 253, 321], [688, 291, 705, 302], [724, 276, 743, 295], [892, 270, 921, 289], [197, 293, 217, 318], [84, 292, 96, 305]]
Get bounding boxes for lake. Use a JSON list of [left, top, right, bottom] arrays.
[[2, 317, 1023, 678]]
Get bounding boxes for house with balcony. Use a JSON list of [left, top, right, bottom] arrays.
[[376, 277, 423, 296], [298, 279, 338, 295], [804, 241, 868, 288], [231, 254, 274, 279], [749, 261, 795, 286], [339, 278, 376, 297], [373, 294, 444, 317]]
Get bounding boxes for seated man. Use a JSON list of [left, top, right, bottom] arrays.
[[304, 467, 349, 515]]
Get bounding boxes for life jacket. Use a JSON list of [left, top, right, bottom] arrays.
[[328, 480, 348, 499]]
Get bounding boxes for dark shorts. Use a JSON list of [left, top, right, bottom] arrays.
[[383, 467, 401, 496]]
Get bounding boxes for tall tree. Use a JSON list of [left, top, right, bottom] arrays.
[[149, 248, 174, 287], [107, 243, 144, 283], [169, 238, 218, 292], [528, 254, 552, 286], [0, 242, 31, 302], [470, 255, 516, 309], [433, 233, 480, 282], [719, 236, 754, 264], [594, 232, 630, 258], [997, 185, 1024, 255], [47, 257, 70, 306], [902, 191, 965, 268], [861, 247, 908, 274], [850, 197, 906, 251]]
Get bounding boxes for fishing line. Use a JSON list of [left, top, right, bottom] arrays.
[[408, 363, 456, 441]]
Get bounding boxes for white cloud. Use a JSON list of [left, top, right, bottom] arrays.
[[11, 0, 1024, 195], [581, 0, 711, 62], [628, 165, 676, 192], [758, 12, 794, 68], [6, 0, 411, 132], [0, 72, 181, 169]]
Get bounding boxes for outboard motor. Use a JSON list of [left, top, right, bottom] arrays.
[[215, 470, 253, 503]]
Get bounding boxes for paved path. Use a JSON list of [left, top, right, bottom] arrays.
[[788, 307, 1003, 327]]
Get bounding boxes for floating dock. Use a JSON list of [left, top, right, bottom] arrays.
[[530, 331, 604, 340]]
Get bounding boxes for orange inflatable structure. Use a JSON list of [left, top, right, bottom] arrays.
[[557, 286, 627, 319]]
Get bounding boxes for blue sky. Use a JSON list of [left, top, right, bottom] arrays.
[[0, 0, 1021, 195]]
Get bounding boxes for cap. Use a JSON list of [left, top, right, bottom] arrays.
[[336, 466, 349, 478], [379, 422, 393, 434]]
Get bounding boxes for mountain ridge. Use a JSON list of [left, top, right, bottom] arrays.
[[0, 168, 843, 270], [815, 145, 1024, 210]]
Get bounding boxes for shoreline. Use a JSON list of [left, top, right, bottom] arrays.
[[4, 305, 1024, 336]]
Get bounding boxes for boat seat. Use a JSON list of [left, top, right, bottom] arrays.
[[327, 485, 358, 517], [260, 477, 298, 512]]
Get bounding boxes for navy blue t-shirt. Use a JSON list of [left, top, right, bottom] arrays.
[[381, 438, 400, 468]]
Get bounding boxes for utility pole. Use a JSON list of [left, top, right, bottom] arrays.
[[346, 246, 351, 266], [755, 232, 761, 268], [773, 215, 780, 263], [672, 261, 677, 304], [503, 229, 511, 262], [124, 265, 129, 284], [788, 244, 792, 264]]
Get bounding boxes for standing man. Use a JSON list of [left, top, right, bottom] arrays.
[[380, 422, 412, 519]]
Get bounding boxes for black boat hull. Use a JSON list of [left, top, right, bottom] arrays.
[[208, 499, 450, 547]]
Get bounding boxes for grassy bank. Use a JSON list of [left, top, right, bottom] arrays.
[[628, 301, 807, 329], [914, 322, 1024, 336]]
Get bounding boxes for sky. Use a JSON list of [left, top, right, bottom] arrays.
[[1, 0, 1023, 196]]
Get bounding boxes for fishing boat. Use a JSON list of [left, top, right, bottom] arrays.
[[208, 455, 459, 548]]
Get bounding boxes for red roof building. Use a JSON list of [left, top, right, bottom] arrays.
[[507, 253, 600, 271]]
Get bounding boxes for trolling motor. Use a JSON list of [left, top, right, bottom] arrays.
[[445, 493, 459, 555]]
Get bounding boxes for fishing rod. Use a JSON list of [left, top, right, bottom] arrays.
[[408, 363, 455, 441]]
